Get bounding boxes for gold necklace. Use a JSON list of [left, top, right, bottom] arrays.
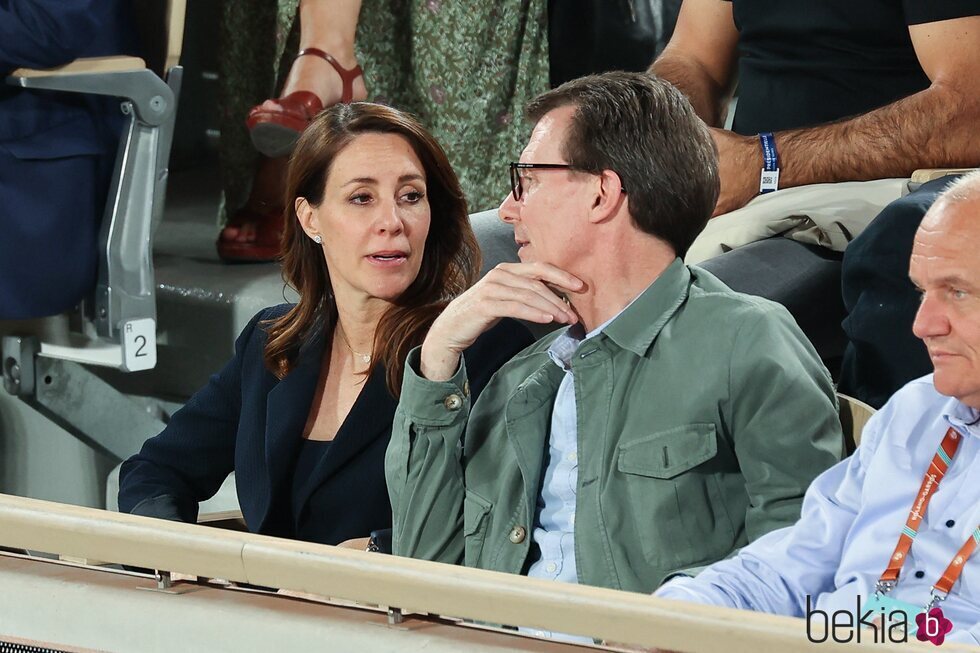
[[338, 327, 371, 365]]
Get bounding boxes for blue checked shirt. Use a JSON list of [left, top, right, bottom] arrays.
[[656, 375, 980, 645]]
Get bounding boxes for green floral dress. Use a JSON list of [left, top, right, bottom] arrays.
[[219, 0, 549, 219]]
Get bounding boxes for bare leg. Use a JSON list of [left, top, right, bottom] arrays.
[[265, 0, 366, 107], [222, 0, 366, 252]]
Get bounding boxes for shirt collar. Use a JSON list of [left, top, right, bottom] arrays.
[[546, 258, 691, 368], [547, 302, 625, 370], [942, 390, 980, 438]]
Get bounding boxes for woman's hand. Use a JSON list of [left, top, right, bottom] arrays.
[[419, 262, 585, 381]]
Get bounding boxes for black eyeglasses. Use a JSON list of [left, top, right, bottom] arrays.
[[509, 162, 625, 201], [509, 162, 573, 201]]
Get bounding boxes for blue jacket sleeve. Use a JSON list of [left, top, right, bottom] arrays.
[[0, 0, 104, 73], [117, 310, 268, 523]]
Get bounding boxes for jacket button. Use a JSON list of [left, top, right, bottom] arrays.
[[463, 380, 470, 397], [509, 526, 526, 544], [443, 393, 462, 411]]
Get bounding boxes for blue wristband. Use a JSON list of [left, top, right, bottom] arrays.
[[758, 132, 780, 193]]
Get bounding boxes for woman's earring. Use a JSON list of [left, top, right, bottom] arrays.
[[313, 234, 323, 244]]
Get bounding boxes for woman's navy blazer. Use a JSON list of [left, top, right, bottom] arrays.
[[118, 304, 533, 545]]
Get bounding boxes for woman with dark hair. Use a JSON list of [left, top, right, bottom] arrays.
[[119, 103, 533, 547]]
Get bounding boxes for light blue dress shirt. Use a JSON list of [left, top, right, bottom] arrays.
[[656, 375, 980, 645], [522, 313, 621, 642]]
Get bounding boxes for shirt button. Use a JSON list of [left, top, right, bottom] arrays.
[[946, 520, 956, 528], [443, 393, 462, 411], [915, 571, 926, 579], [546, 562, 557, 573], [566, 451, 577, 463], [509, 525, 526, 544]]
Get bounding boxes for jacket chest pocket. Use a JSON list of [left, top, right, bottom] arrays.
[[463, 490, 493, 568], [616, 424, 737, 571]]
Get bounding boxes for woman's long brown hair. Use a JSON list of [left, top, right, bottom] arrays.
[[262, 103, 480, 396]]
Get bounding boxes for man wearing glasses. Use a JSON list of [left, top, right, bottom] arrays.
[[386, 72, 843, 616]]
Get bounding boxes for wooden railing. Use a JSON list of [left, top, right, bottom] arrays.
[[0, 493, 966, 652]]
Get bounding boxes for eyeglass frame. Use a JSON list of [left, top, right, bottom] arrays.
[[509, 162, 626, 201]]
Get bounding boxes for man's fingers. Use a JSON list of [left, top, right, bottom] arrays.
[[483, 283, 574, 322], [492, 262, 585, 294], [492, 299, 570, 324]]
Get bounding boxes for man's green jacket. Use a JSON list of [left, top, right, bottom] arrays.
[[386, 260, 843, 593]]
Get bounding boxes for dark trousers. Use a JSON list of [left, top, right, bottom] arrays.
[[837, 176, 957, 408], [698, 238, 847, 367], [701, 176, 955, 409]]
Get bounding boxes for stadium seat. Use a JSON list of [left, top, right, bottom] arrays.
[[837, 392, 876, 452], [0, 1, 186, 492]]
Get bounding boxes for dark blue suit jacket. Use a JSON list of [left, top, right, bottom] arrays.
[[118, 305, 534, 546], [0, 0, 137, 319]]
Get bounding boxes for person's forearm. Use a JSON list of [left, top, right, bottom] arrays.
[[650, 53, 729, 127], [776, 82, 980, 186]]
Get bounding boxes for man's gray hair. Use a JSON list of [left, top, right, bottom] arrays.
[[936, 169, 980, 206]]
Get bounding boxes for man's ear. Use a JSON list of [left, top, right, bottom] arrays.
[[295, 197, 319, 237], [589, 169, 627, 224]]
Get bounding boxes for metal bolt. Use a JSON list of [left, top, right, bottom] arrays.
[[149, 95, 165, 112]]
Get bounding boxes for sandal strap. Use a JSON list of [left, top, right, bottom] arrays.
[[297, 47, 363, 104]]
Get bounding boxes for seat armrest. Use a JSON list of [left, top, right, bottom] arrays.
[[198, 510, 248, 532], [10, 55, 147, 78], [911, 168, 977, 184]]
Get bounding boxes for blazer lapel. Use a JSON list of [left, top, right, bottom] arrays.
[[293, 364, 396, 516], [260, 328, 326, 530]]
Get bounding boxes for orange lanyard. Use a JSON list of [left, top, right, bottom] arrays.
[[876, 427, 980, 609]]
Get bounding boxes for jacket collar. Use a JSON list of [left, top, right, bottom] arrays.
[[602, 258, 691, 357]]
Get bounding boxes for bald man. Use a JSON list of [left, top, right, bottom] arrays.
[[655, 170, 980, 646]]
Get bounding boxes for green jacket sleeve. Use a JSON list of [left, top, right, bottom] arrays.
[[728, 303, 844, 542], [385, 346, 471, 564]]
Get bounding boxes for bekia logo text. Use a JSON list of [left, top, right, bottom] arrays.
[[805, 596, 953, 645]]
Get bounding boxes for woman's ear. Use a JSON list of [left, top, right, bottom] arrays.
[[295, 197, 319, 238], [589, 169, 627, 224]]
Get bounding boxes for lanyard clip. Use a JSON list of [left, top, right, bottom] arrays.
[[926, 589, 948, 612], [875, 580, 896, 597]]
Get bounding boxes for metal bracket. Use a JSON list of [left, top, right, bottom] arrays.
[[7, 69, 174, 126], [156, 570, 173, 590], [388, 607, 405, 625], [2, 336, 166, 460], [2, 336, 38, 397]]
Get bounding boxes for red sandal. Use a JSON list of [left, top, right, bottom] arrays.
[[216, 205, 285, 263], [246, 48, 363, 158]]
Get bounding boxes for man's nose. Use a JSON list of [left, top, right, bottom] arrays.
[[498, 192, 519, 224], [912, 292, 951, 341]]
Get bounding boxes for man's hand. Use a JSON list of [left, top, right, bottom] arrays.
[[419, 262, 584, 381], [710, 128, 763, 217]]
